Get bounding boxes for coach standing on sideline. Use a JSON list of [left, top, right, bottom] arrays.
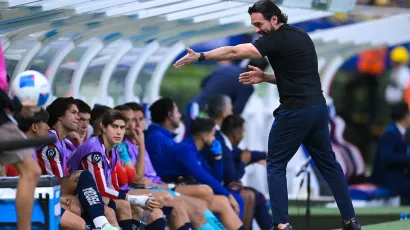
[[173, 1, 360, 230]]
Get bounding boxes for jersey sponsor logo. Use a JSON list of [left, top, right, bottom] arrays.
[[91, 153, 102, 163], [45, 148, 57, 158]]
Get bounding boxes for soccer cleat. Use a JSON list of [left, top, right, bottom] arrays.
[[270, 225, 293, 230], [100, 223, 121, 230], [342, 218, 361, 230]]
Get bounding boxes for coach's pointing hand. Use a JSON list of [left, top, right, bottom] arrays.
[[174, 47, 199, 68], [239, 65, 265, 85]]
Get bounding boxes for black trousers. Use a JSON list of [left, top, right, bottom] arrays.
[[267, 104, 355, 225]]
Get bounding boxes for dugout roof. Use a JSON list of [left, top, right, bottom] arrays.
[[0, 0, 409, 106]]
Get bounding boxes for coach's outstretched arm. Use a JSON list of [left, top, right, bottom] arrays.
[[174, 44, 262, 68], [174, 44, 276, 84]]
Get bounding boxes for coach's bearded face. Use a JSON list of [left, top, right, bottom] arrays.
[[250, 13, 278, 36]]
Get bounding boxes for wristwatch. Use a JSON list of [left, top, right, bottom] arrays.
[[198, 52, 205, 62]]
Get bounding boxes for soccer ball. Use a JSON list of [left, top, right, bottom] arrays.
[[10, 70, 51, 107]]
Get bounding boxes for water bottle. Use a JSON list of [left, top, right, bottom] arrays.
[[138, 210, 150, 229]]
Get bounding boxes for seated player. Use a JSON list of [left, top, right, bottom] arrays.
[[90, 105, 195, 229], [157, 117, 246, 230], [205, 95, 271, 228], [115, 104, 222, 229], [220, 115, 272, 230], [146, 97, 247, 228], [13, 107, 118, 230], [68, 99, 92, 146], [90, 104, 111, 137], [206, 95, 266, 168], [67, 109, 171, 230]]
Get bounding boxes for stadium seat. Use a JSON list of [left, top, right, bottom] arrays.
[[348, 183, 393, 200], [327, 102, 366, 181], [324, 183, 400, 208]]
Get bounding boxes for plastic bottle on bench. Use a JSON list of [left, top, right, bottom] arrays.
[[138, 210, 150, 230]]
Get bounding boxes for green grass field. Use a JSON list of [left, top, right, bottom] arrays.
[[363, 220, 410, 230], [288, 206, 410, 230], [331, 220, 410, 230], [289, 206, 410, 216]]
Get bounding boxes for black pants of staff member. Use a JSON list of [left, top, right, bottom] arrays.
[[267, 104, 356, 225]]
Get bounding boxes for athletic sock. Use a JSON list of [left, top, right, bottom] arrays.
[[76, 171, 108, 228], [132, 220, 141, 229], [145, 218, 166, 230], [198, 223, 216, 230], [177, 225, 190, 230], [81, 213, 95, 230], [118, 219, 134, 229], [176, 222, 194, 230], [203, 210, 226, 230], [161, 206, 174, 220], [185, 223, 194, 229]]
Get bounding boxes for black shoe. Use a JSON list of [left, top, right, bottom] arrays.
[[271, 225, 293, 230], [342, 219, 361, 230]]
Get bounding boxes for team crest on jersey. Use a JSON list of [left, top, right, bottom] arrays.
[[45, 149, 56, 158], [91, 153, 102, 163]]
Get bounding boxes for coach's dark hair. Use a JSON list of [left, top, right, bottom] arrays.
[[46, 97, 76, 127], [248, 0, 288, 24], [90, 105, 111, 125], [101, 110, 127, 127], [75, 99, 91, 114], [391, 102, 409, 122], [124, 102, 144, 114], [207, 95, 231, 120], [149, 97, 175, 124], [14, 108, 49, 133], [114, 104, 132, 112], [221, 115, 245, 136], [190, 118, 215, 137]]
